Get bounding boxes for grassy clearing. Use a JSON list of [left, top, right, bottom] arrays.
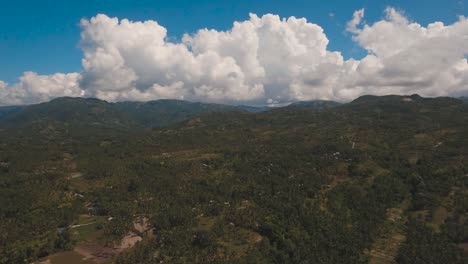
[[72, 224, 104, 243], [196, 216, 216, 231], [71, 215, 107, 242], [68, 177, 105, 193], [430, 207, 449, 231], [368, 200, 409, 264], [36, 250, 95, 264]]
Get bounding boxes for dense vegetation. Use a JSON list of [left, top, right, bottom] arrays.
[[0, 95, 467, 263], [0, 97, 254, 129]]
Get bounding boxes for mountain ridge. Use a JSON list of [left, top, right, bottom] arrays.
[[0, 93, 466, 264], [0, 94, 464, 130]]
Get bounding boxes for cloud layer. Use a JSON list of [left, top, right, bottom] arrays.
[[1, 8, 467, 106]]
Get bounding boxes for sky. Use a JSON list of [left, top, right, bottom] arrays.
[[0, 0, 467, 106]]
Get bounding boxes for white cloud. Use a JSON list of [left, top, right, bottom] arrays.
[[346, 8, 365, 33], [349, 7, 468, 97], [0, 72, 83, 106], [1, 8, 467, 106], [77, 13, 352, 104]]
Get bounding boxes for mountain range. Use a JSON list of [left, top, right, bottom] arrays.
[[1, 95, 465, 130], [0, 97, 336, 129]]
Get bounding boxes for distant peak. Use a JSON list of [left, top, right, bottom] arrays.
[[49, 97, 108, 104], [409, 94, 422, 100], [352, 94, 423, 104]]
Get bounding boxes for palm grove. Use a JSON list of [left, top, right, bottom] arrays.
[[0, 95, 467, 263]]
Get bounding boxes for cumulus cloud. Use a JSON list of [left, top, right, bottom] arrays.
[[77, 13, 339, 104], [349, 7, 468, 97], [346, 8, 365, 33], [0, 80, 6, 90], [0, 72, 83, 106], [1, 8, 468, 106]]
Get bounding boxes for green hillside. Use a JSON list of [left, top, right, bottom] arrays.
[[0, 105, 25, 120], [114, 99, 240, 128], [0, 97, 340, 130], [0, 95, 466, 264]]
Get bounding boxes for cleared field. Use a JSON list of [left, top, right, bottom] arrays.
[[37, 250, 95, 264]]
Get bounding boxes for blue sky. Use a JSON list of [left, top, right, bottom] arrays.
[[1, 0, 465, 84], [0, 0, 467, 106]]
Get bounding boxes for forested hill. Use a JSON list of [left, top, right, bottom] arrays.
[[0, 95, 467, 264], [114, 99, 240, 128], [0, 97, 342, 130], [0, 105, 26, 120], [0, 97, 241, 129]]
